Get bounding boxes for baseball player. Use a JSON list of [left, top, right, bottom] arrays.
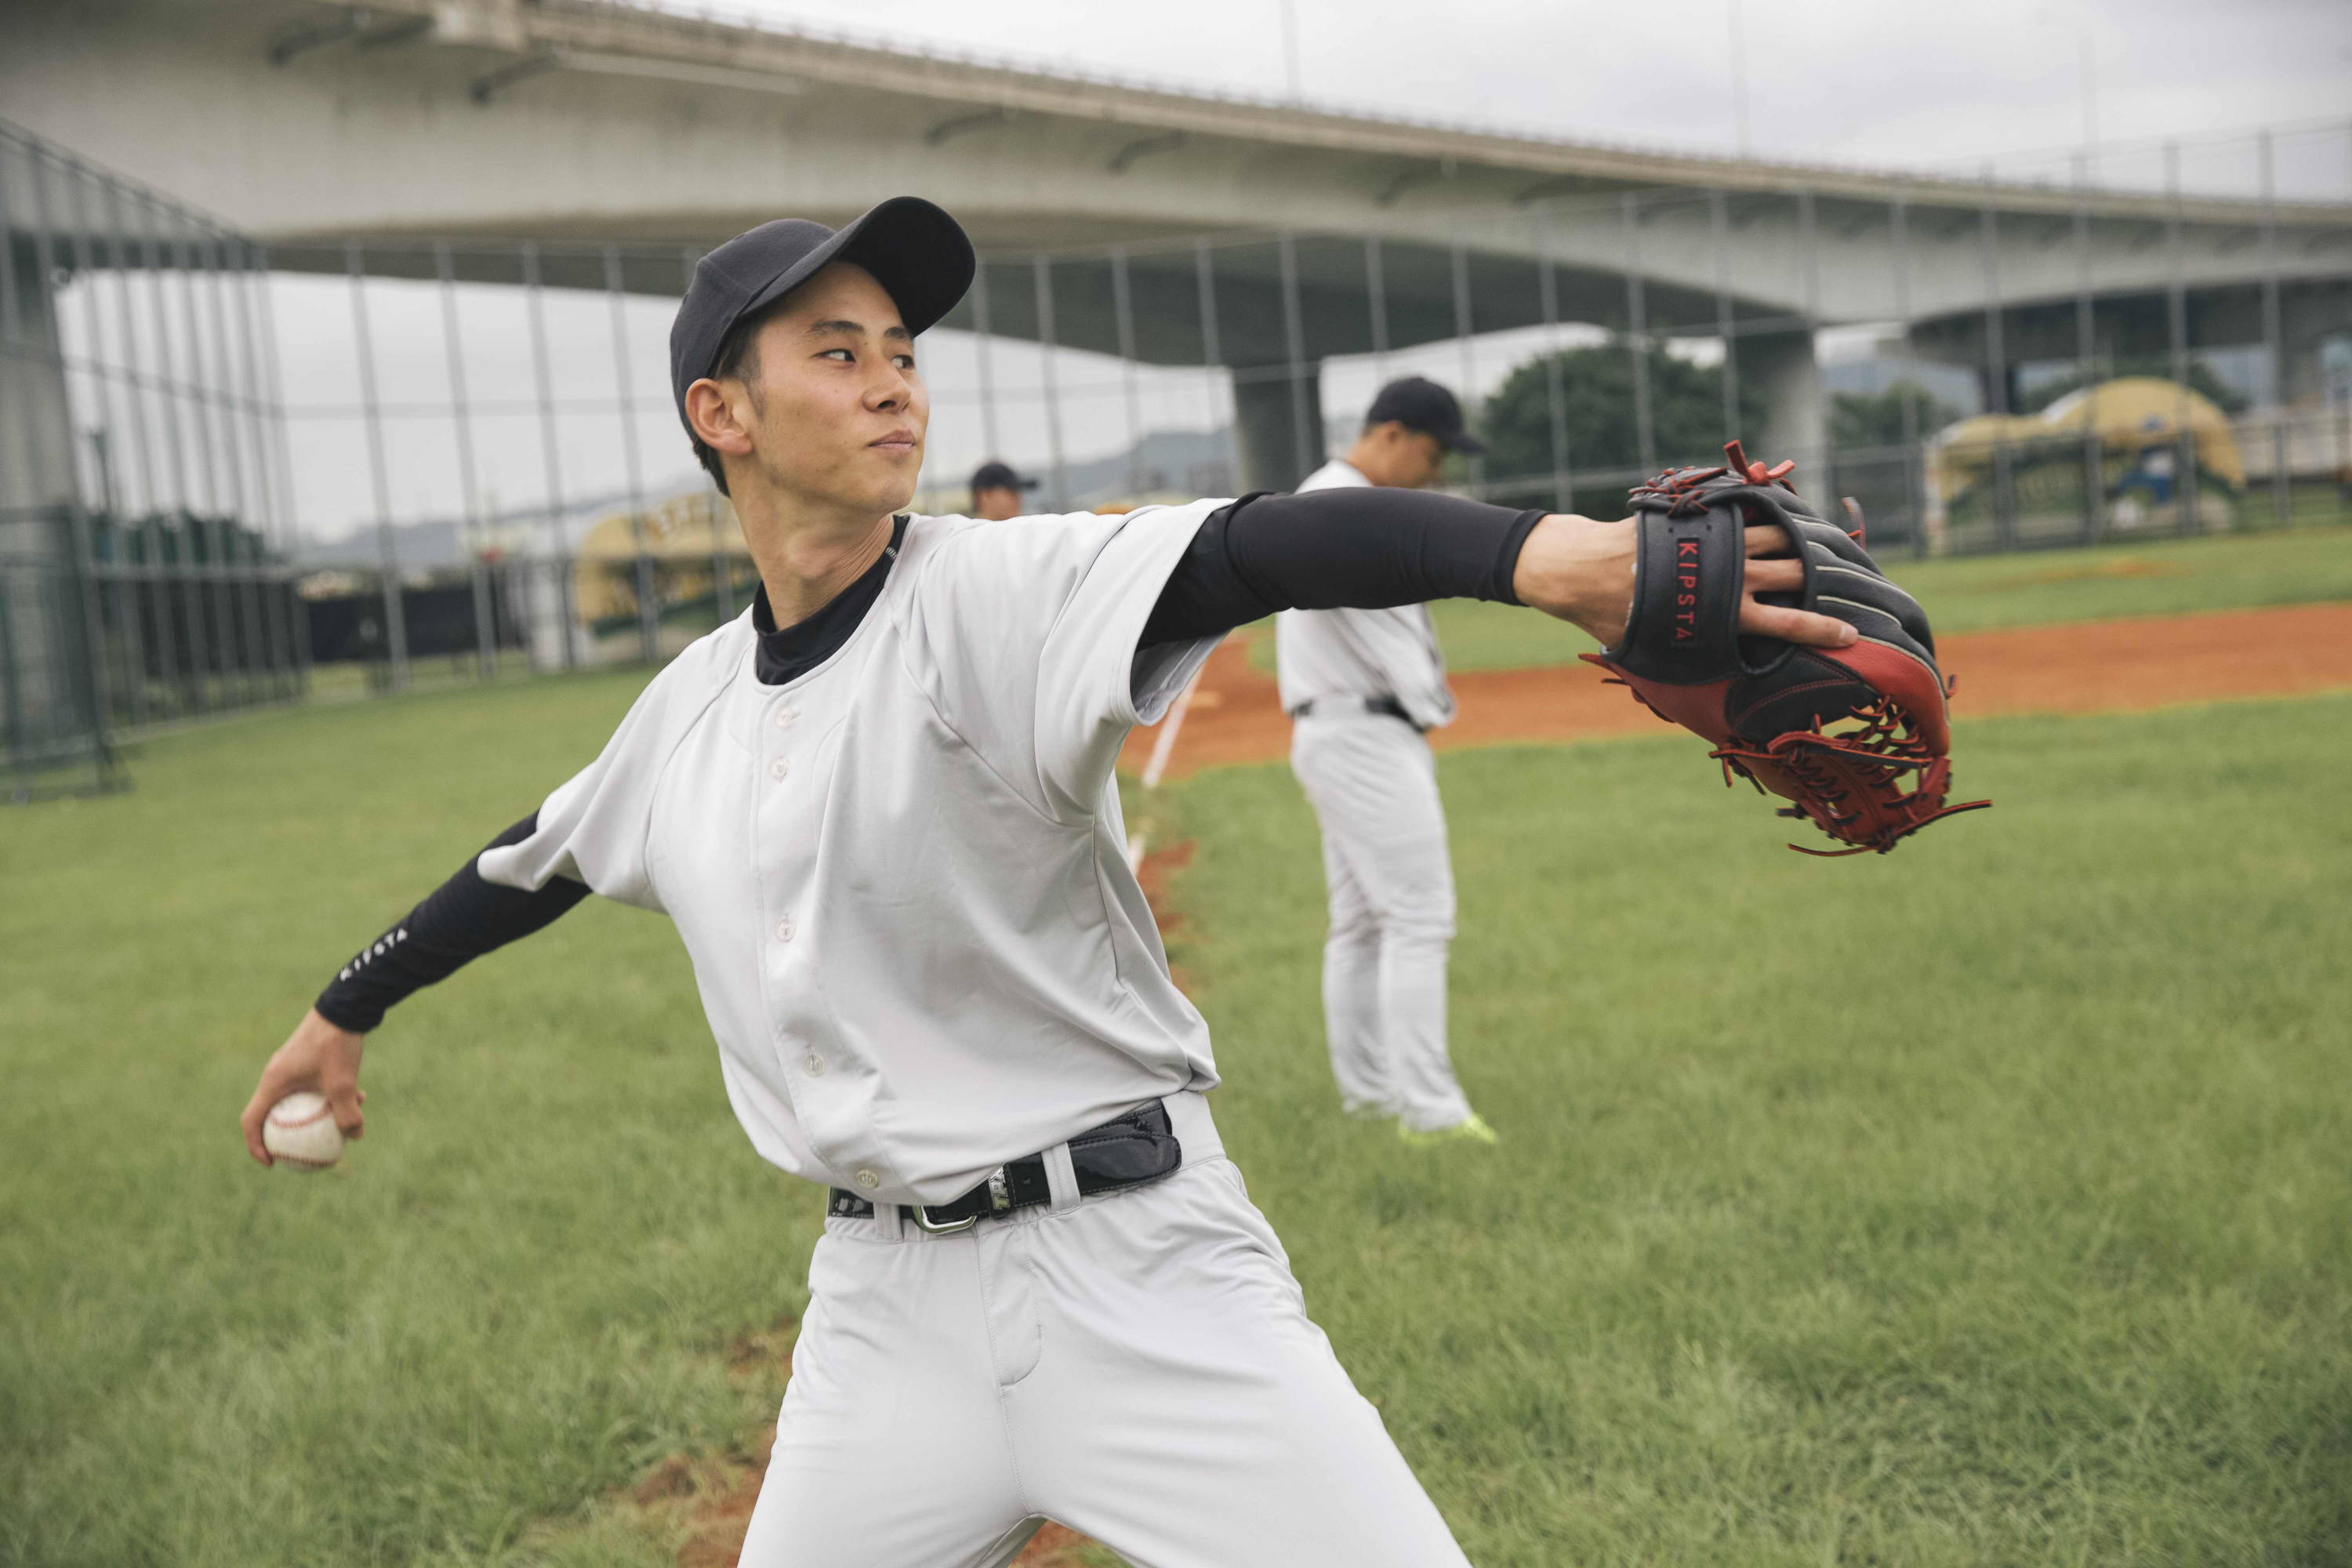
[[238, 198, 1853, 1566], [1276, 376, 1490, 1145], [969, 458, 1037, 521]]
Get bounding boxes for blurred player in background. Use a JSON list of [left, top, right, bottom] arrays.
[[1277, 376, 1494, 1145], [970, 459, 1039, 521]]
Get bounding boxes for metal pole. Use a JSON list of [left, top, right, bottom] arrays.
[[1277, 233, 1314, 481], [1979, 170, 2014, 550], [522, 243, 578, 668], [968, 259, 1001, 467], [1192, 240, 1227, 491], [24, 146, 116, 767], [1622, 194, 1656, 474], [226, 238, 294, 701], [437, 242, 495, 677], [1889, 191, 1926, 556], [136, 189, 207, 712], [1797, 188, 1824, 488], [345, 240, 409, 688], [1031, 254, 1069, 511], [2164, 140, 2194, 535], [1532, 205, 1575, 515], [2258, 129, 2289, 528], [1363, 237, 1390, 384], [684, 244, 734, 620], [1448, 239, 1483, 495], [604, 245, 659, 664], [194, 226, 267, 710], [1111, 245, 1144, 498], [102, 176, 171, 715], [65, 155, 146, 726], [172, 220, 238, 704], [1711, 190, 1740, 447], [2071, 153, 2103, 545], [252, 242, 310, 693]]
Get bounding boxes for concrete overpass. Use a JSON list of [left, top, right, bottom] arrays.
[[6, 0, 2351, 488]]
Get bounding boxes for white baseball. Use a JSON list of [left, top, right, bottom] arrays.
[[263, 1091, 345, 1171]]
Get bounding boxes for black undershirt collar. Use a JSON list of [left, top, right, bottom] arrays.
[[750, 515, 909, 685]]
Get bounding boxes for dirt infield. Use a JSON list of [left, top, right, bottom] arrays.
[[1120, 601, 2352, 780]]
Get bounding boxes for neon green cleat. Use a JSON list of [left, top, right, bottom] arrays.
[[1397, 1112, 1498, 1148]]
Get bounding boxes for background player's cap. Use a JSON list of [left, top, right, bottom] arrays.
[[669, 197, 975, 430], [970, 460, 1039, 493], [1366, 376, 1486, 456]]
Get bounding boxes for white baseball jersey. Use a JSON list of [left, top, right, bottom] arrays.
[[1273, 459, 1457, 729], [477, 504, 1225, 1208]]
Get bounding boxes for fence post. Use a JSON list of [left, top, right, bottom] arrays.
[[1711, 190, 1741, 451], [2259, 129, 2290, 529], [2164, 140, 2195, 535], [1192, 240, 1229, 491], [1978, 169, 2015, 550], [136, 191, 210, 711], [344, 240, 409, 688], [1622, 193, 1655, 474], [1449, 238, 1483, 496], [437, 241, 495, 678], [604, 245, 659, 666], [1111, 245, 1144, 499], [2071, 154, 2103, 546], [1532, 206, 1574, 516], [1031, 254, 1069, 510], [522, 243, 578, 669], [1277, 232, 1316, 480]]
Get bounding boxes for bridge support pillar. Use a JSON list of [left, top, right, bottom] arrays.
[[1230, 362, 1326, 492], [1743, 328, 1828, 480]]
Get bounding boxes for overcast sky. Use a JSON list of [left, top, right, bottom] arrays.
[[728, 0, 2352, 179]]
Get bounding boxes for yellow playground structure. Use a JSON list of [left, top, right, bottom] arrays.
[[1926, 377, 2247, 548]]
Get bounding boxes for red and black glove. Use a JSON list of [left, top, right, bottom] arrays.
[[1585, 441, 1989, 855]]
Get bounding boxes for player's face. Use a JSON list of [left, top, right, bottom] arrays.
[[972, 485, 1022, 521], [742, 261, 930, 517]]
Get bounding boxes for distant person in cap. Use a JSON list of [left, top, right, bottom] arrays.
[[968, 459, 1036, 521], [1276, 375, 1495, 1146], [241, 194, 1849, 1565]]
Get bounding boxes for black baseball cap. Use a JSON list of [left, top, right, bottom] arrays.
[[1366, 376, 1485, 456], [970, 460, 1038, 493], [669, 197, 976, 433]]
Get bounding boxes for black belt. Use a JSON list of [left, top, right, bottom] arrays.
[[827, 1099, 1183, 1235], [1290, 695, 1424, 731]]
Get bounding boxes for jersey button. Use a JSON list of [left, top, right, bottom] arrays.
[[769, 757, 790, 780], [802, 1051, 826, 1076], [774, 916, 796, 942], [853, 1169, 879, 1189], [775, 706, 800, 730]]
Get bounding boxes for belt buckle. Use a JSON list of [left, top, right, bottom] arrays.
[[907, 1164, 1009, 1235]]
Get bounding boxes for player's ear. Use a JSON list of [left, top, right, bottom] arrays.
[[685, 377, 755, 459]]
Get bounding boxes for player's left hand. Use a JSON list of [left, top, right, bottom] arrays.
[[1512, 512, 1858, 652]]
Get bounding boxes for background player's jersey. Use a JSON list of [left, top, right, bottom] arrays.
[[475, 506, 1226, 1207], [1273, 460, 1457, 729]]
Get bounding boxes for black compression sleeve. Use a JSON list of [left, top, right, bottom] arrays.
[[1141, 488, 1545, 646], [311, 812, 590, 1033]]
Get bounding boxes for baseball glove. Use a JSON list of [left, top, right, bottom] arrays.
[[1584, 441, 1988, 856]]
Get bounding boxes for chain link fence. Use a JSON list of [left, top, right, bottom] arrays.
[[7, 113, 2350, 797]]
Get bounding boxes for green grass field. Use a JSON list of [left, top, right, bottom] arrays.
[[5, 663, 2350, 1562], [1346, 523, 2352, 675]]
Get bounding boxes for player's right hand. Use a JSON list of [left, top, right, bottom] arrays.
[[241, 1008, 368, 1165]]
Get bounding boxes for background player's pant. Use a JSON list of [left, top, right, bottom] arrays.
[[1289, 713, 1470, 1132], [739, 1114, 1470, 1568]]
